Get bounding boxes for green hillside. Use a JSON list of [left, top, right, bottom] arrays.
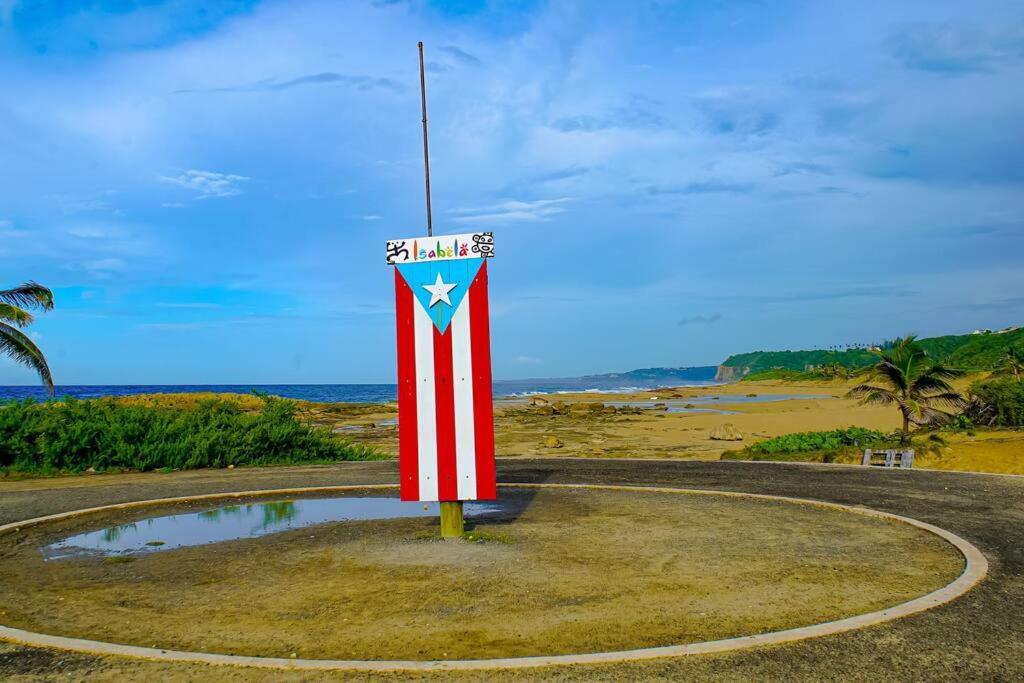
[[721, 327, 1023, 378]]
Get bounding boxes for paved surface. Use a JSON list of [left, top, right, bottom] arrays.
[[1, 458, 1022, 681]]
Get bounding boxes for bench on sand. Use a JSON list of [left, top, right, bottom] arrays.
[[862, 448, 914, 468]]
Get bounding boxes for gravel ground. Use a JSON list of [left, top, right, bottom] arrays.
[[1, 458, 1022, 681]]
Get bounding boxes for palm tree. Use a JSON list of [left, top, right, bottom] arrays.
[[846, 335, 965, 442], [994, 345, 1023, 379], [0, 282, 55, 395]]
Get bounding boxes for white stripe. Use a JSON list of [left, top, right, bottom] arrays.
[[412, 303, 438, 501], [451, 296, 478, 499]]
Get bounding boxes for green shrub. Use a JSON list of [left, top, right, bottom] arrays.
[[968, 377, 1024, 427], [0, 396, 382, 475], [746, 427, 889, 455]]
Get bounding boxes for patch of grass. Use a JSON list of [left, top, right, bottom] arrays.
[[144, 541, 166, 547], [462, 530, 512, 544], [0, 395, 385, 475], [408, 528, 513, 544], [103, 556, 136, 565]]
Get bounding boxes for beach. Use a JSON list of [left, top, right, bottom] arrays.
[[280, 377, 1024, 475]]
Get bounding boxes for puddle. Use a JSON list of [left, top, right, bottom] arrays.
[[605, 394, 831, 415], [44, 497, 504, 560]]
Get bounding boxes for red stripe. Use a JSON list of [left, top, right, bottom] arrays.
[[394, 270, 419, 501], [469, 262, 496, 500], [433, 324, 459, 501]]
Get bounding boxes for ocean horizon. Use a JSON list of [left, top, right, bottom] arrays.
[[0, 373, 721, 404]]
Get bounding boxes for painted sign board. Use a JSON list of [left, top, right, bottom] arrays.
[[386, 231, 494, 264], [388, 231, 496, 502]]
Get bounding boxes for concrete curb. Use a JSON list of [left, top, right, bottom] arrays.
[[0, 483, 989, 672], [495, 455, 1024, 479]]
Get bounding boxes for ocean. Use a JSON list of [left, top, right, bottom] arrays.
[[0, 373, 719, 404]]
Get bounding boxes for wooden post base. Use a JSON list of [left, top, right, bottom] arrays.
[[439, 501, 464, 539]]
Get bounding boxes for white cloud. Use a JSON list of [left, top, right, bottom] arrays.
[[65, 224, 125, 239], [362, 214, 382, 221], [450, 198, 571, 225], [63, 257, 128, 279], [511, 355, 542, 365], [160, 169, 249, 198], [0, 219, 28, 239]]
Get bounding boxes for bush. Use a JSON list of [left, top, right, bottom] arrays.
[[0, 396, 381, 474], [746, 427, 889, 455], [968, 377, 1024, 427]]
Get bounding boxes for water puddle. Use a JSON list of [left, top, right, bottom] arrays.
[[605, 394, 832, 415], [44, 497, 504, 560]]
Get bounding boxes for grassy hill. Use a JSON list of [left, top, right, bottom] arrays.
[[720, 327, 1023, 379]]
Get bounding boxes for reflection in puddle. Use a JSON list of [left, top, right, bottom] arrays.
[[44, 497, 504, 560]]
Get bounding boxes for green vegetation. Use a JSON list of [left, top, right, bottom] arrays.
[[993, 345, 1024, 379], [967, 376, 1024, 427], [746, 427, 889, 455], [720, 427, 893, 463], [725, 327, 1024, 378], [0, 395, 382, 475], [727, 348, 875, 378], [847, 336, 965, 442], [0, 281, 54, 394], [742, 364, 864, 382]]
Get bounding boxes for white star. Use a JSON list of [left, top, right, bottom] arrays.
[[422, 273, 457, 308]]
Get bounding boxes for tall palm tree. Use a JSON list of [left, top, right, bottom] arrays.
[[846, 335, 965, 442], [0, 282, 55, 395], [994, 345, 1023, 379]]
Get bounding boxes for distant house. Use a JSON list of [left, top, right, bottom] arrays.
[[972, 329, 993, 335], [997, 326, 1019, 334]]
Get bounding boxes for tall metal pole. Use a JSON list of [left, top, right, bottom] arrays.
[[418, 41, 433, 237], [420, 41, 460, 538]]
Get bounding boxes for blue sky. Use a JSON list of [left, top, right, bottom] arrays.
[[2, 0, 1022, 385]]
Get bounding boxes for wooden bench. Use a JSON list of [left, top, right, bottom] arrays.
[[862, 449, 914, 469]]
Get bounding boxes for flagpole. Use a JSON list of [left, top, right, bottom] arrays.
[[420, 41, 462, 538], [418, 41, 433, 238]]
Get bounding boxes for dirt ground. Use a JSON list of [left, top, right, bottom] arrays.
[[0, 487, 960, 661], [0, 459, 1022, 680]]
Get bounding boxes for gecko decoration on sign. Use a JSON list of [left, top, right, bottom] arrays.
[[387, 231, 496, 502], [386, 231, 494, 264]]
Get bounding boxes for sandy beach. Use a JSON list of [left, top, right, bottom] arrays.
[[287, 377, 1024, 475]]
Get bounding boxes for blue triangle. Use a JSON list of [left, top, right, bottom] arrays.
[[397, 258, 484, 333]]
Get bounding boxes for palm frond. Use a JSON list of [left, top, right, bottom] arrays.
[[0, 321, 54, 394], [913, 406, 956, 427], [927, 363, 965, 380], [846, 384, 897, 405], [0, 282, 54, 311], [921, 391, 968, 409], [870, 360, 909, 391], [911, 374, 957, 394], [0, 303, 33, 327]]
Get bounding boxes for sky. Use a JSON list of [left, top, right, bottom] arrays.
[[1, 0, 1023, 385]]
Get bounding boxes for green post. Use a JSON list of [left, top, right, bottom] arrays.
[[440, 501, 464, 538]]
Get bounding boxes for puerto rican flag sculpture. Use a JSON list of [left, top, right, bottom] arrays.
[[386, 231, 496, 502]]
